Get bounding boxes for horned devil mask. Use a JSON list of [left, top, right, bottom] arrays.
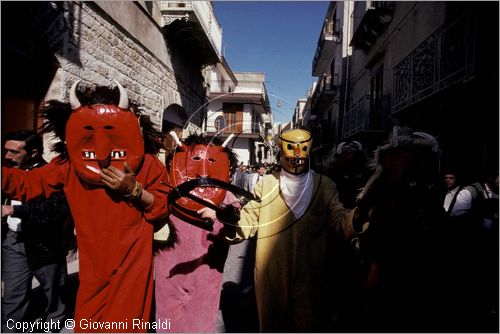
[[66, 80, 145, 185], [169, 141, 230, 223], [279, 129, 313, 174]]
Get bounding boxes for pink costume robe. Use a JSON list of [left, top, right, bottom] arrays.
[[154, 192, 238, 332], [2, 154, 170, 332]]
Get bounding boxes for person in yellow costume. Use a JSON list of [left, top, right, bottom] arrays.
[[199, 129, 368, 332]]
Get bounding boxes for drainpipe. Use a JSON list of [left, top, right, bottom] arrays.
[[342, 1, 352, 142]]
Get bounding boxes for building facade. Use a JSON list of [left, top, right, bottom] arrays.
[[2, 1, 222, 161], [292, 98, 307, 128], [304, 1, 498, 179], [205, 68, 274, 166]]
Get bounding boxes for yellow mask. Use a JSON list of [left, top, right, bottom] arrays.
[[279, 129, 312, 174]]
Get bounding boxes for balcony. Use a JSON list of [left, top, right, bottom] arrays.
[[312, 18, 339, 76], [261, 113, 273, 129], [392, 9, 476, 113], [160, 1, 222, 65], [205, 113, 265, 139], [310, 73, 338, 115], [350, 4, 393, 53], [343, 95, 390, 140]]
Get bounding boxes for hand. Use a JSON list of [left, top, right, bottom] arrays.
[[352, 206, 371, 232], [1, 205, 14, 218], [216, 205, 240, 225], [197, 207, 217, 222], [100, 162, 137, 196]]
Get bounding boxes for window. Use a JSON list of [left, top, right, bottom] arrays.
[[220, 77, 225, 92], [329, 58, 336, 90], [214, 115, 225, 131], [370, 66, 384, 126], [222, 103, 243, 133]]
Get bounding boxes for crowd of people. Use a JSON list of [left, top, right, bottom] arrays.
[[1, 81, 498, 333]]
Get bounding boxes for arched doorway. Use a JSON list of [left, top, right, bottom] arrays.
[[162, 103, 187, 133]]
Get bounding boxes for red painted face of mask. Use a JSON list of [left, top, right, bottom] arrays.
[[170, 143, 229, 222], [65, 105, 144, 185]]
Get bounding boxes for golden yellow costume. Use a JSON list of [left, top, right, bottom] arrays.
[[227, 129, 362, 331]]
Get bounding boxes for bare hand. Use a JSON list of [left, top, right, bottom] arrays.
[[1, 205, 14, 218], [197, 207, 217, 222], [100, 163, 136, 196]]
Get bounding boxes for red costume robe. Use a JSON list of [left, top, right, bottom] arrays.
[[2, 154, 169, 332]]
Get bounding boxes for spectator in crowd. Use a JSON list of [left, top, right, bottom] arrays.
[[242, 165, 253, 192], [443, 168, 498, 331], [464, 169, 498, 327], [231, 163, 247, 189], [464, 169, 499, 229], [247, 163, 267, 193], [1, 130, 71, 333], [442, 170, 470, 216]]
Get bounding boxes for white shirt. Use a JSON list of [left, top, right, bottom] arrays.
[[450, 188, 473, 217], [6, 200, 22, 232], [443, 186, 460, 212]]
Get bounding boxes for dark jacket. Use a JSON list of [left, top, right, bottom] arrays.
[[7, 160, 74, 269]]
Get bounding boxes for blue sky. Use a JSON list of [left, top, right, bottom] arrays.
[[214, 1, 329, 124]]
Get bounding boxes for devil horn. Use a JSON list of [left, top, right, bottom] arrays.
[[352, 141, 363, 151], [413, 131, 439, 152], [221, 133, 235, 148], [169, 130, 182, 147], [336, 142, 346, 154], [69, 80, 82, 110], [113, 80, 129, 110]]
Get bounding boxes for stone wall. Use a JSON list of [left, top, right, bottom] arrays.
[[33, 1, 205, 131]]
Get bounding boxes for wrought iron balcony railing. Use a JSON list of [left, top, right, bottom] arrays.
[[310, 73, 338, 114], [392, 9, 476, 113], [343, 95, 390, 138]]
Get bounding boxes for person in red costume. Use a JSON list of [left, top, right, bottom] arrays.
[[2, 80, 170, 332]]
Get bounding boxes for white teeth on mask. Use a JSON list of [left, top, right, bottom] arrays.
[[110, 151, 126, 159], [83, 151, 96, 159], [83, 151, 126, 160]]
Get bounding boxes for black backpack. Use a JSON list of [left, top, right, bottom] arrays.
[[465, 182, 499, 229]]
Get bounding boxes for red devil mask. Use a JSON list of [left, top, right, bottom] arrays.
[[65, 81, 144, 185], [170, 142, 230, 223]]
